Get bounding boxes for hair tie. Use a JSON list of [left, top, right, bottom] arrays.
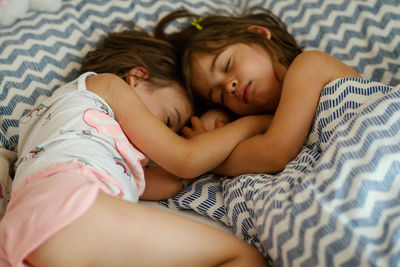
[[191, 17, 203, 30]]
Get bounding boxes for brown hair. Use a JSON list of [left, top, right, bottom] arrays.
[[81, 27, 182, 87], [154, 8, 303, 114]]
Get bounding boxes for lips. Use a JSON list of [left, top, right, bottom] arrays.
[[238, 82, 251, 103]]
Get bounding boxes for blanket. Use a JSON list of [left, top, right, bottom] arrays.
[[162, 78, 400, 266], [1, 1, 399, 260]]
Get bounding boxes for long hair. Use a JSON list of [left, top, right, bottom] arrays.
[[154, 8, 303, 113], [81, 27, 182, 86]]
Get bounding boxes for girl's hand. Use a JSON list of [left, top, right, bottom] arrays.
[[200, 108, 233, 131], [182, 111, 228, 139], [214, 117, 226, 128], [182, 108, 232, 138], [182, 116, 206, 139]]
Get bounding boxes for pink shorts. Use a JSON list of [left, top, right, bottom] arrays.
[[0, 160, 122, 267]]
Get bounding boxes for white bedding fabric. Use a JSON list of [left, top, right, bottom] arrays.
[[140, 200, 231, 233]]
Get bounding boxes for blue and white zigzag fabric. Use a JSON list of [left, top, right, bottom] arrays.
[[0, 0, 237, 151], [247, 0, 400, 87], [162, 78, 400, 266], [0, 0, 399, 264], [1, 0, 399, 151]]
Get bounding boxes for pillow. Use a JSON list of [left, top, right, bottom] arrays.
[[2, 0, 399, 151], [0, 0, 238, 151], [251, 0, 400, 86]]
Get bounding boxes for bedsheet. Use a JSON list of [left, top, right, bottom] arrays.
[[1, 0, 400, 152], [0, 1, 400, 264], [162, 78, 400, 266]]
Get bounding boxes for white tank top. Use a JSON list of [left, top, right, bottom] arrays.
[[13, 72, 148, 202]]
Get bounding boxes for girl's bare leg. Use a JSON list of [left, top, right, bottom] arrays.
[[26, 191, 267, 267]]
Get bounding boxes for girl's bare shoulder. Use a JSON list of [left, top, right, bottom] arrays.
[[288, 50, 361, 82], [85, 73, 121, 95], [85, 73, 133, 113]]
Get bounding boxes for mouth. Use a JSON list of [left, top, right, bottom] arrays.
[[239, 82, 251, 103]]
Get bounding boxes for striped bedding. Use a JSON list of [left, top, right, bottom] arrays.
[[1, 0, 400, 266], [163, 78, 400, 266], [160, 1, 400, 265]]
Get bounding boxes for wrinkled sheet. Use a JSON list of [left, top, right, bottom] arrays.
[[163, 78, 400, 266]]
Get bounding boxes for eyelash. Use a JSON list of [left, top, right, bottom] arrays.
[[225, 58, 231, 72], [166, 117, 170, 127]]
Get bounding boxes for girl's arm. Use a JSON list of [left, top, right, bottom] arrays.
[[213, 51, 361, 176], [86, 74, 270, 178], [139, 166, 184, 201]]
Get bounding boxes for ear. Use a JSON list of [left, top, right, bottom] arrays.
[[247, 25, 271, 40], [125, 67, 149, 88]]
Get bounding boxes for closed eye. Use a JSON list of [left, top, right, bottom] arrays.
[[225, 58, 231, 72]]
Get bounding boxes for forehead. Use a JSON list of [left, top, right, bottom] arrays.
[[157, 82, 190, 106], [192, 51, 215, 73], [191, 52, 217, 96]]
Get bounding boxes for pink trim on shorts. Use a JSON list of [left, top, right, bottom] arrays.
[[0, 160, 123, 267]]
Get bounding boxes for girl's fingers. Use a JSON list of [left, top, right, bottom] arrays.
[[181, 126, 194, 138], [215, 118, 226, 129], [182, 116, 209, 139], [190, 116, 205, 131]]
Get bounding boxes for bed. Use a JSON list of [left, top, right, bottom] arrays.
[[1, 0, 399, 266]]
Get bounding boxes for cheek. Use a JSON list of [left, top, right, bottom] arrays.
[[147, 103, 165, 122], [181, 105, 192, 125], [192, 67, 212, 98], [193, 85, 209, 101], [239, 50, 265, 69]]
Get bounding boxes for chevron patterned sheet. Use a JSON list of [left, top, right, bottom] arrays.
[[163, 77, 400, 266], [0, 0, 238, 151], [161, 1, 400, 267], [1, 0, 400, 265]]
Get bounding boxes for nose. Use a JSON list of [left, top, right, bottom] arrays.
[[225, 78, 238, 96]]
